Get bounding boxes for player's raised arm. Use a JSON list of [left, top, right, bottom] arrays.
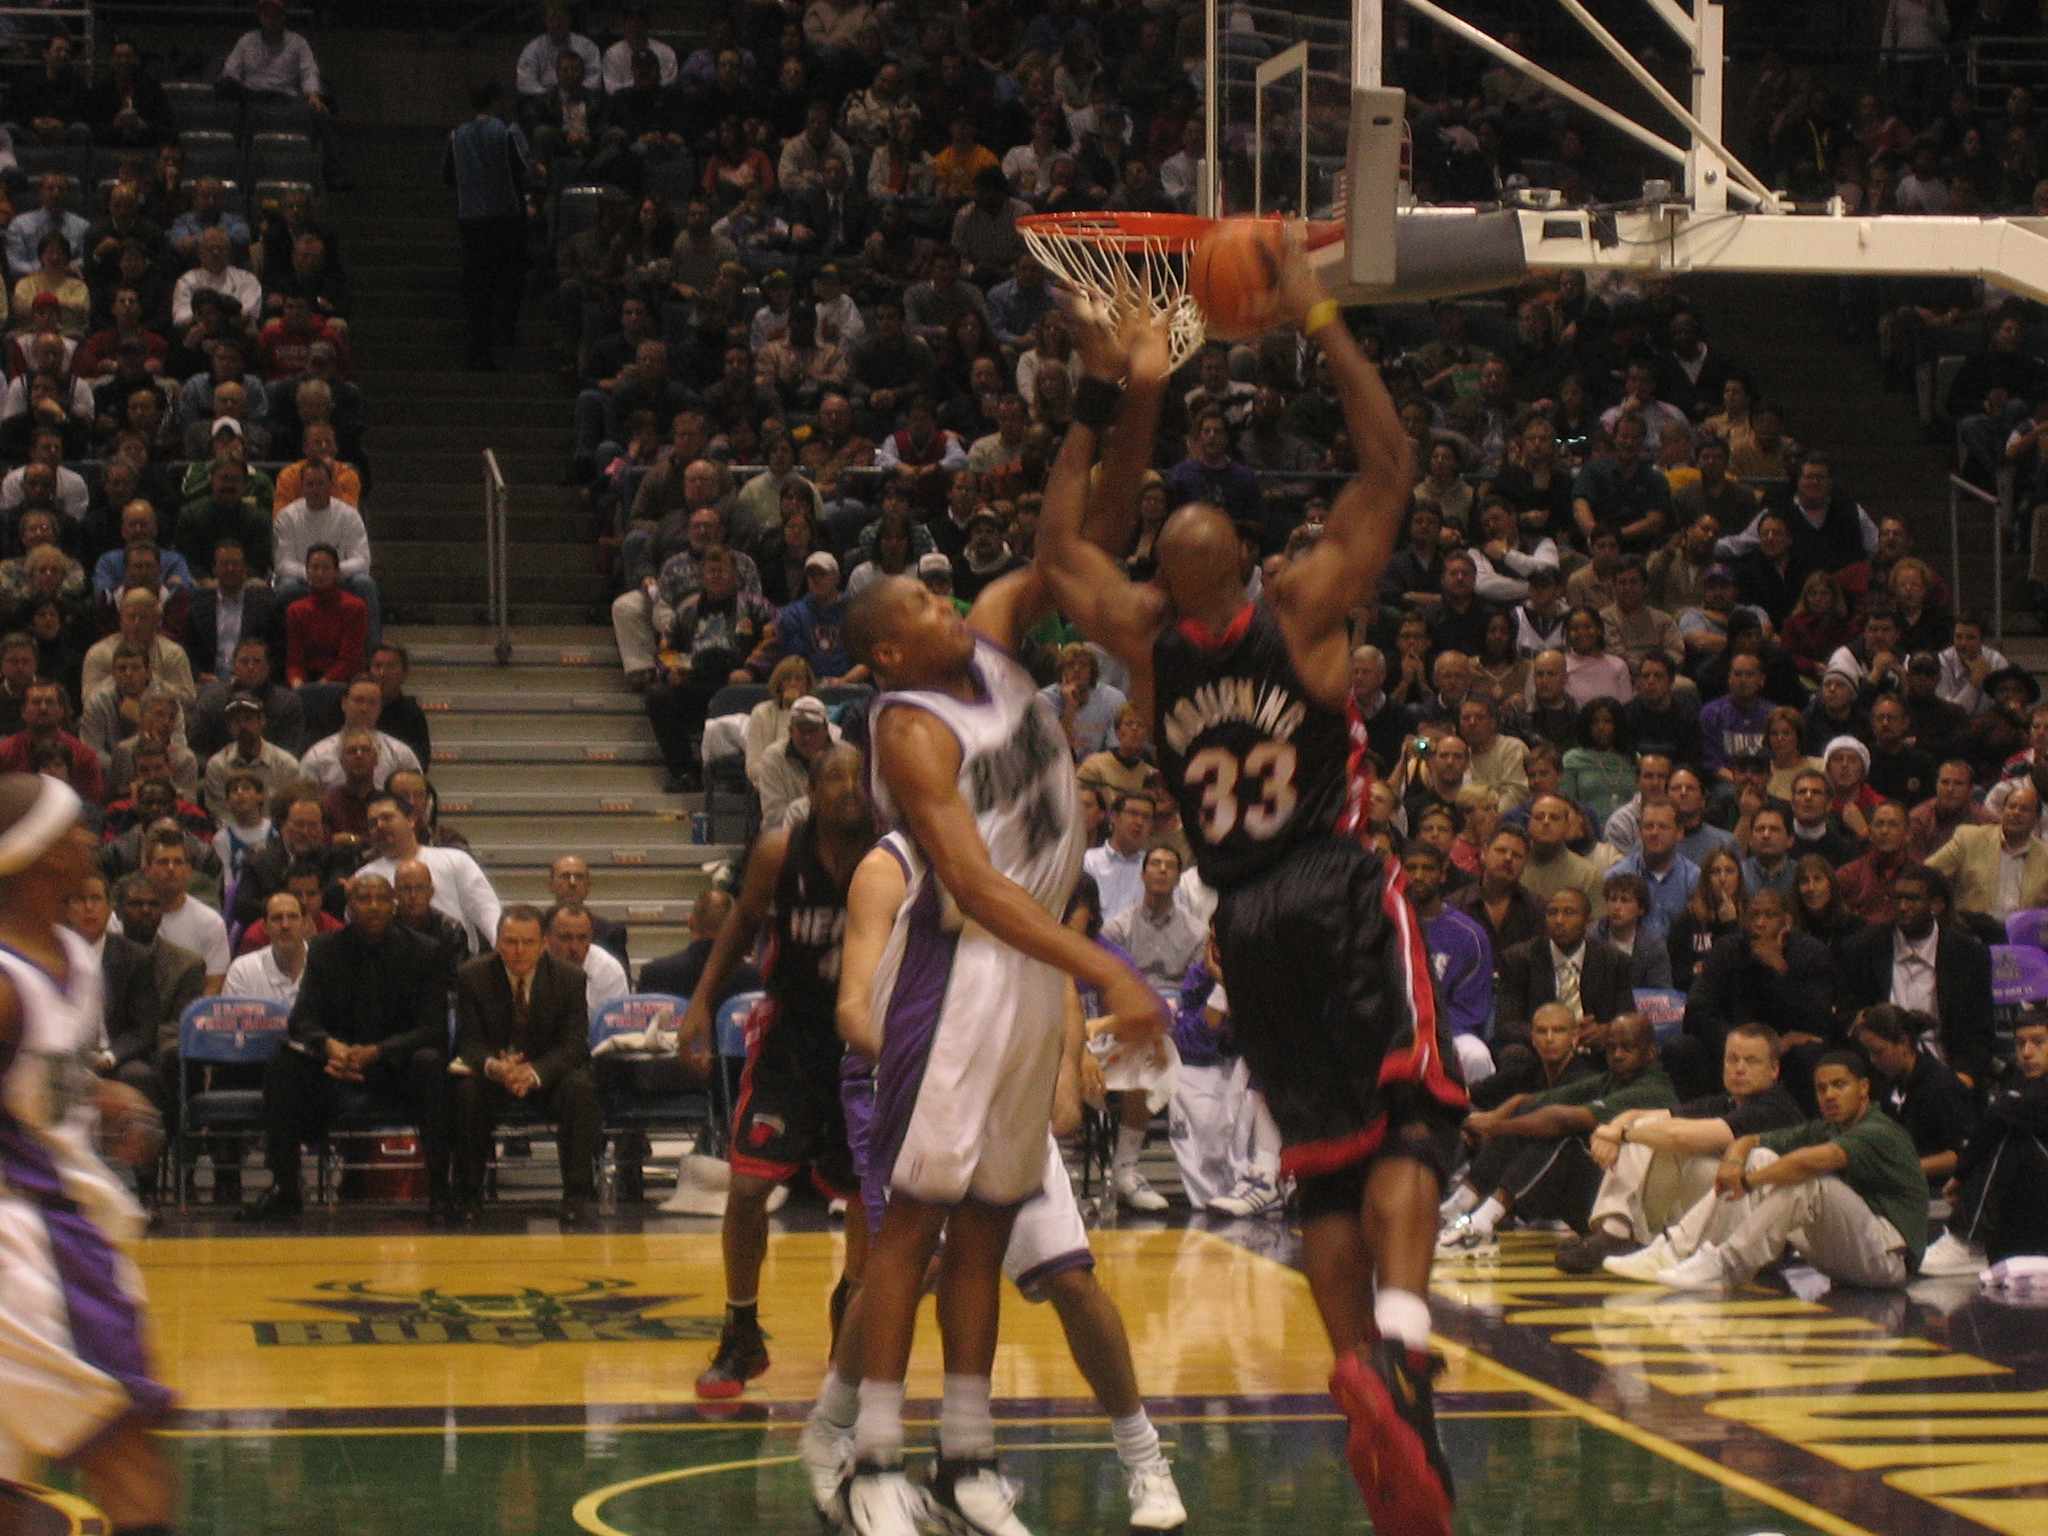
[[1034, 302, 1172, 678], [1270, 226, 1416, 644]]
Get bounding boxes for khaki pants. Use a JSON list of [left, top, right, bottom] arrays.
[[1670, 1148, 1909, 1288], [1587, 1142, 1720, 1245]]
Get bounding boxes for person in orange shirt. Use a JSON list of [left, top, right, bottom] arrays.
[[272, 422, 361, 512]]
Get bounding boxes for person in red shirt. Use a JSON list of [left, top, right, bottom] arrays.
[[320, 728, 381, 839], [284, 543, 367, 684], [0, 678, 104, 803], [256, 291, 352, 382]]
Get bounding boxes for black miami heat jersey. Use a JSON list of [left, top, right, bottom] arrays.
[[1153, 598, 1354, 890], [763, 815, 855, 1030]]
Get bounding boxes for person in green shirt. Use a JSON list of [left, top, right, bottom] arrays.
[[1606, 1048, 1925, 1290], [1438, 1013, 1676, 1252]]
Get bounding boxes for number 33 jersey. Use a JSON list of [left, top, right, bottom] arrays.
[[1153, 598, 1356, 890]]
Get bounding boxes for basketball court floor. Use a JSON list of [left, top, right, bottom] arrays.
[[45, 1212, 2041, 1534]]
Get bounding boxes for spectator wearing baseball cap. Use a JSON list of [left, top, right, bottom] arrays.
[[917, 551, 965, 611], [753, 691, 841, 833], [749, 548, 868, 689]]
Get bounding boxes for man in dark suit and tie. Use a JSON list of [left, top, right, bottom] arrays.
[[183, 538, 283, 682], [1494, 888, 1635, 1052], [452, 904, 602, 1225], [788, 153, 870, 262], [1835, 863, 1996, 1087]]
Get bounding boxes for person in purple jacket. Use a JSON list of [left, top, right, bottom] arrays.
[[1700, 651, 1775, 781], [1400, 841, 1496, 1087]]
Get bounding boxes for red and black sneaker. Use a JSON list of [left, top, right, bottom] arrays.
[[694, 1320, 770, 1399], [1329, 1340, 1454, 1536]]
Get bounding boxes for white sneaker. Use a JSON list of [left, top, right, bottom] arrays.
[[1435, 1213, 1496, 1254], [930, 1458, 1033, 1536], [799, 1416, 855, 1524], [1111, 1166, 1169, 1213], [1208, 1172, 1282, 1218], [1918, 1230, 1988, 1278], [1124, 1454, 1187, 1532], [1654, 1245, 1732, 1291], [844, 1465, 931, 1536], [1601, 1235, 1676, 1283]]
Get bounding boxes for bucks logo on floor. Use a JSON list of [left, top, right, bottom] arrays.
[[249, 1278, 725, 1346], [0, 1480, 107, 1535]]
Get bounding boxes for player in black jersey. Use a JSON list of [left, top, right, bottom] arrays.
[[679, 743, 875, 1399], [1037, 232, 1466, 1536]]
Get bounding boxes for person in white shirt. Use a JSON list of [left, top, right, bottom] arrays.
[[114, 829, 231, 993], [272, 460, 377, 621], [171, 227, 263, 329], [222, 890, 313, 1009], [601, 6, 676, 91], [1083, 791, 1151, 920], [357, 790, 502, 951], [1936, 616, 2010, 718], [517, 0, 602, 97], [546, 903, 630, 1018], [297, 677, 421, 789]]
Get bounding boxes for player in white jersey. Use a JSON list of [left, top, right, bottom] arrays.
[[0, 773, 177, 1533], [798, 831, 1186, 1533], [833, 569, 1167, 1536]]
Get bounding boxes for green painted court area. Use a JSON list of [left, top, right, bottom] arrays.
[[129, 1406, 1833, 1536]]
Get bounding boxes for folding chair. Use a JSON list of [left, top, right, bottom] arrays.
[[13, 144, 90, 185], [174, 997, 290, 1211], [701, 682, 769, 844], [591, 993, 714, 1202], [249, 133, 320, 187], [712, 990, 762, 1143], [556, 183, 625, 240], [177, 131, 243, 185], [162, 81, 239, 135]]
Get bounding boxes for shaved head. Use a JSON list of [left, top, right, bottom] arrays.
[[844, 574, 922, 668], [1154, 502, 1244, 594]]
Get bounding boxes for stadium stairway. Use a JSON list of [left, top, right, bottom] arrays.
[[338, 124, 609, 627], [395, 626, 732, 972]]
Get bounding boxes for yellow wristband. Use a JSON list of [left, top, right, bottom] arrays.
[[1302, 298, 1342, 337]]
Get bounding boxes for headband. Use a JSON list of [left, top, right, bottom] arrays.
[[0, 775, 79, 877]]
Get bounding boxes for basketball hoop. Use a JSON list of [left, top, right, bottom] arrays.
[[1016, 212, 1343, 371]]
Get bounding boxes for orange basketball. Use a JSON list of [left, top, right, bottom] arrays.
[[1187, 218, 1286, 340]]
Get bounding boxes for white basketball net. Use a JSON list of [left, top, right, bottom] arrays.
[[1018, 219, 1210, 371]]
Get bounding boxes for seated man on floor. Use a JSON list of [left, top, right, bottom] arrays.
[[451, 905, 602, 1226], [1603, 1049, 1927, 1290], [1924, 1006, 2048, 1274], [1848, 1003, 1976, 1192], [243, 873, 455, 1223], [1554, 1022, 1803, 1272], [1468, 1001, 1594, 1111], [1438, 1013, 1677, 1253]]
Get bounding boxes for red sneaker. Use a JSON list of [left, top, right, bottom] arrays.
[[1329, 1341, 1455, 1536], [694, 1321, 769, 1399]]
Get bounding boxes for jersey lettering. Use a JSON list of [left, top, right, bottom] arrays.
[[967, 704, 1067, 860]]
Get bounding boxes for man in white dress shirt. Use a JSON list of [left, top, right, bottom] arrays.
[[1082, 791, 1150, 920], [356, 792, 502, 951], [546, 903, 630, 1018], [297, 677, 421, 789], [222, 890, 312, 1008]]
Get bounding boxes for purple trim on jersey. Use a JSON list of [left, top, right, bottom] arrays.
[[867, 871, 959, 1206], [0, 1112, 171, 1432], [1012, 1247, 1095, 1299], [840, 1053, 883, 1234], [1421, 906, 1494, 1040], [0, 939, 84, 1002]]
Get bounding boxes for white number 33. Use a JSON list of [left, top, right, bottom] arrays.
[[1184, 742, 1299, 842]]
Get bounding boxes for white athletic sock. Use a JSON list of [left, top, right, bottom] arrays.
[[1468, 1195, 1506, 1235], [1374, 1289, 1433, 1354], [1114, 1125, 1145, 1172], [1439, 1184, 1480, 1219], [1110, 1410, 1161, 1469], [939, 1373, 996, 1461], [854, 1379, 907, 1466], [814, 1368, 859, 1430]]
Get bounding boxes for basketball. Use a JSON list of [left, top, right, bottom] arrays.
[[1187, 218, 1286, 340]]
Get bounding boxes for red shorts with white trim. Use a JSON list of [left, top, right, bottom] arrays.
[[1210, 836, 1468, 1184]]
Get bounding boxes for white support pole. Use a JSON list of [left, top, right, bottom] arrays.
[[1691, 0, 1729, 214], [1203, 0, 1218, 217], [1393, 0, 1691, 172], [1353, 0, 1381, 87], [1546, 0, 1784, 211]]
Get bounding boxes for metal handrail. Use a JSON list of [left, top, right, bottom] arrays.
[[483, 448, 511, 666], [1948, 473, 2004, 643]]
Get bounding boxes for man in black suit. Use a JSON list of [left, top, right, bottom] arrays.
[[787, 154, 871, 262], [1835, 863, 1996, 1088], [548, 855, 628, 967], [640, 888, 759, 1000], [183, 539, 283, 683], [451, 905, 602, 1225], [1678, 887, 1835, 1103], [188, 636, 308, 760], [1495, 888, 1634, 1040], [244, 873, 453, 1223]]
